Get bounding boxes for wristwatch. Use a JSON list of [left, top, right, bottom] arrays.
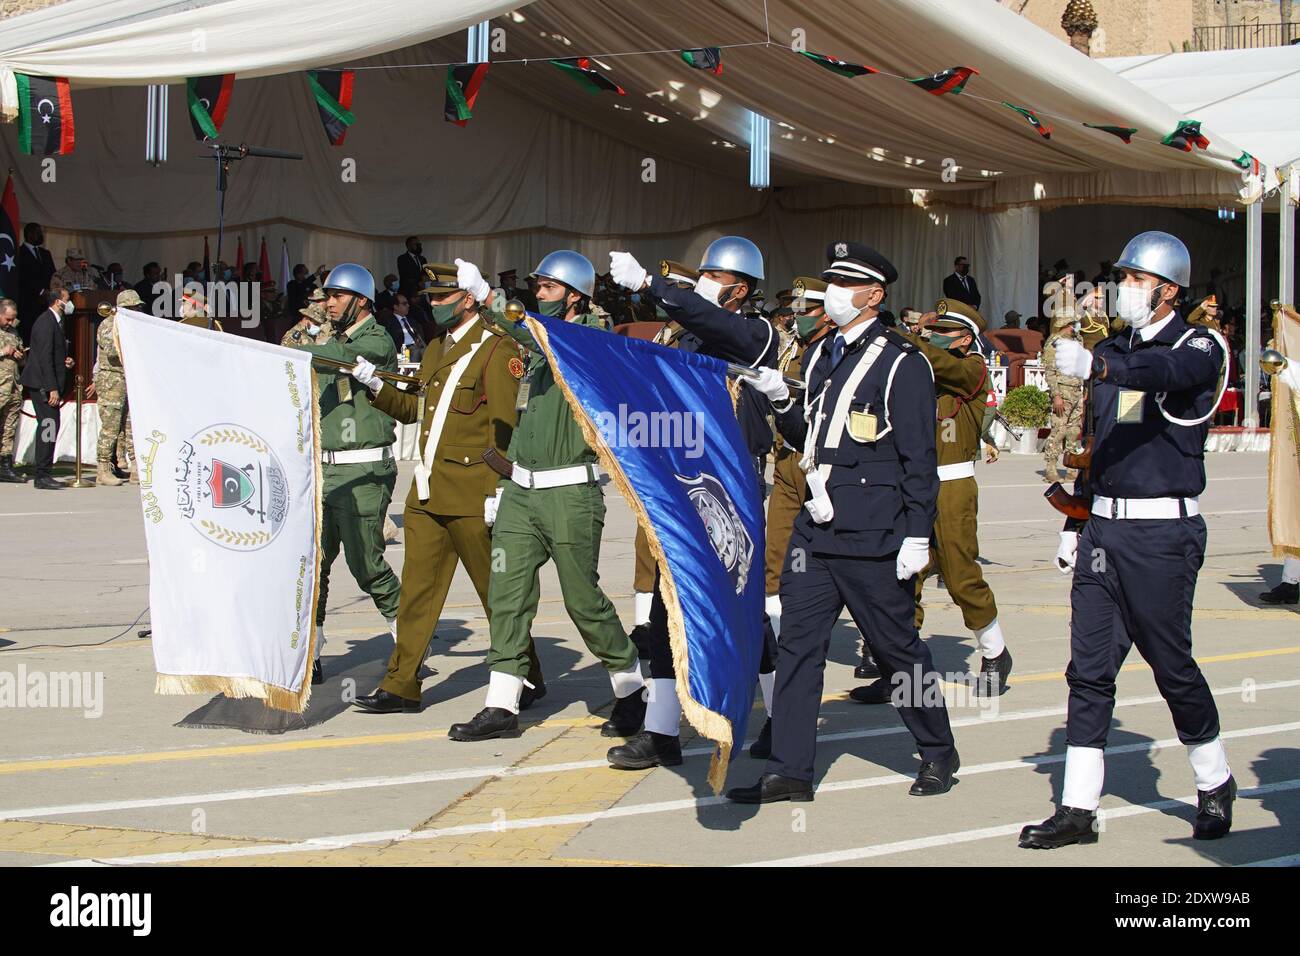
[[1091, 354, 1108, 381]]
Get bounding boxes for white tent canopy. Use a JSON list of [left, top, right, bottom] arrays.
[[0, 0, 1256, 322]]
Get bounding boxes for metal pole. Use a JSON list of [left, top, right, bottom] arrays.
[[71, 373, 87, 487], [1245, 195, 1264, 427], [1281, 165, 1296, 307]]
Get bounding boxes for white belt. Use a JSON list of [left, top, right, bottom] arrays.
[[511, 462, 600, 490], [937, 461, 976, 482], [1091, 495, 1199, 520], [322, 446, 392, 465]]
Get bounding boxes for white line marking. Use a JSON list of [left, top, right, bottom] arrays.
[[41, 721, 1300, 867], [10, 678, 1294, 822], [744, 778, 1300, 867], [0, 511, 97, 518]]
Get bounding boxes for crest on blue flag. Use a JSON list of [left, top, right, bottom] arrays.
[[525, 312, 766, 791]]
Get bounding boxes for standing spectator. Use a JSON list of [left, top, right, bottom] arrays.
[[20, 289, 74, 490], [17, 223, 55, 340], [943, 255, 981, 309], [134, 262, 163, 315], [397, 236, 427, 298], [0, 298, 26, 483]]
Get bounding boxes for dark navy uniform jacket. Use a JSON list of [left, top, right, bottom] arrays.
[[1087, 313, 1225, 501], [773, 319, 938, 557], [648, 275, 778, 456]]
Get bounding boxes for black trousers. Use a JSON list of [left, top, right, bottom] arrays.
[[769, 537, 956, 782], [26, 388, 58, 479], [1066, 515, 1219, 749], [645, 453, 776, 681]]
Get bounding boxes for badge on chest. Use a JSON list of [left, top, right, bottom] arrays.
[[1116, 388, 1145, 425], [847, 406, 879, 442]]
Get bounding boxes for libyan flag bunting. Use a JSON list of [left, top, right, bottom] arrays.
[[445, 63, 490, 125], [1234, 151, 1261, 175], [680, 48, 723, 74], [550, 57, 626, 95], [1163, 119, 1210, 152], [1084, 122, 1138, 144], [188, 74, 234, 141], [799, 50, 877, 77], [1002, 102, 1051, 139], [908, 66, 977, 95], [16, 74, 75, 155], [307, 70, 355, 145]]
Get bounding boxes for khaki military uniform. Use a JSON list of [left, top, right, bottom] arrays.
[[0, 326, 23, 457], [765, 328, 820, 595], [903, 328, 999, 633], [53, 265, 97, 293], [369, 315, 537, 702], [94, 314, 130, 465], [1042, 329, 1085, 479]]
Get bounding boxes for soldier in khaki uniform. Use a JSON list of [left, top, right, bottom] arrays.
[[93, 289, 139, 487], [0, 298, 26, 483], [348, 263, 542, 713], [853, 298, 1012, 703], [1042, 312, 1085, 483], [53, 247, 98, 294]]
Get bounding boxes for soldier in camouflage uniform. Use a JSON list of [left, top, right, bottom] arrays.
[[1042, 312, 1085, 483], [53, 247, 98, 294], [93, 290, 138, 487], [0, 298, 27, 483], [279, 288, 335, 347]]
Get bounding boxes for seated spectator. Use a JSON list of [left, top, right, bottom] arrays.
[[1003, 310, 1022, 329]]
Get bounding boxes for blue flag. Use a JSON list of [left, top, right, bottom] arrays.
[[526, 312, 765, 790]]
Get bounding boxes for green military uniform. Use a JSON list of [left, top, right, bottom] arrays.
[[484, 296, 638, 683], [367, 266, 538, 702], [0, 322, 23, 463], [905, 299, 999, 636], [1042, 315, 1085, 482], [295, 312, 402, 638]]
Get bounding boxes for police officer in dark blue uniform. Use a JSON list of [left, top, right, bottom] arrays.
[[606, 238, 780, 768], [728, 241, 959, 803], [1021, 231, 1235, 849]]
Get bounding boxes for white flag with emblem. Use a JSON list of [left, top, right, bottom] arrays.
[[115, 309, 322, 712]]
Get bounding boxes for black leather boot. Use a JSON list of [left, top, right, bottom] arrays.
[[1260, 581, 1299, 605], [849, 678, 893, 705], [311, 660, 323, 686], [607, 730, 682, 769], [628, 623, 652, 661], [1018, 806, 1099, 849], [1193, 775, 1236, 840], [975, 648, 1013, 697], [854, 647, 880, 680], [726, 772, 814, 804], [353, 688, 420, 713], [600, 688, 647, 737], [0, 455, 26, 483], [909, 753, 960, 795], [748, 717, 772, 759], [448, 707, 520, 742]]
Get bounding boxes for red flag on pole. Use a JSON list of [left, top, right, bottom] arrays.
[[258, 237, 271, 282], [235, 237, 245, 274]]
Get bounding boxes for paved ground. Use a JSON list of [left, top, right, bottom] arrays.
[[0, 451, 1296, 867]]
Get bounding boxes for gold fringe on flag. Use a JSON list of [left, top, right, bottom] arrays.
[[527, 317, 735, 793], [1268, 303, 1300, 558]]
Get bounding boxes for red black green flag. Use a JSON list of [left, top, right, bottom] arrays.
[[187, 74, 234, 141], [307, 70, 355, 145], [1002, 102, 1051, 139], [16, 74, 75, 155], [680, 48, 723, 74], [1233, 151, 1261, 175], [1, 174, 19, 301], [1083, 123, 1138, 144], [445, 63, 490, 125], [798, 51, 877, 78], [907, 66, 977, 96], [1162, 119, 1209, 152], [550, 57, 625, 95]]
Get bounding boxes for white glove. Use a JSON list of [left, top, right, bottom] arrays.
[[895, 537, 931, 581], [803, 469, 834, 523], [1055, 531, 1078, 574], [1278, 362, 1300, 393], [351, 356, 383, 394], [609, 251, 648, 291], [484, 488, 503, 527], [1054, 339, 1093, 380], [454, 257, 491, 302], [751, 366, 790, 404]]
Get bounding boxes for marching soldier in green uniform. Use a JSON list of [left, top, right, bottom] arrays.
[[292, 264, 402, 685], [0, 298, 25, 483], [853, 298, 1012, 703], [93, 289, 140, 487], [448, 251, 647, 741], [347, 262, 544, 713], [1042, 312, 1085, 484]]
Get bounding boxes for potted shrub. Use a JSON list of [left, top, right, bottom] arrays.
[[1000, 385, 1050, 454]]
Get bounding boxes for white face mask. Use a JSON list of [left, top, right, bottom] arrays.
[[823, 283, 864, 326], [1115, 283, 1164, 329], [61, 300, 74, 316], [694, 276, 736, 308]]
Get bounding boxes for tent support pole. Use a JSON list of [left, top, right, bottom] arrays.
[[1245, 194, 1263, 428], [1281, 166, 1295, 307]]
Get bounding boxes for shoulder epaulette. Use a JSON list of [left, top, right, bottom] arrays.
[[881, 327, 918, 352]]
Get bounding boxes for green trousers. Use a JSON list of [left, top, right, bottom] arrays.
[[315, 458, 401, 627], [486, 480, 637, 679]]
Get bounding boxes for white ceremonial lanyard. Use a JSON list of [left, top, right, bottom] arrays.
[[803, 335, 888, 478], [1155, 328, 1229, 427], [415, 320, 488, 501]]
